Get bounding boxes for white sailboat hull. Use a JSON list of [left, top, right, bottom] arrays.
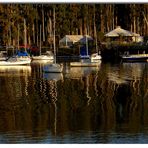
[[0, 57, 31, 66], [32, 55, 54, 60]]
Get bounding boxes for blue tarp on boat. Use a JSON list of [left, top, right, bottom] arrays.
[[80, 46, 90, 56], [16, 50, 29, 56]]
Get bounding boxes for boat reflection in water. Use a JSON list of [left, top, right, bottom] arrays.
[[31, 59, 53, 64], [42, 69, 64, 136], [103, 62, 147, 127], [31, 59, 54, 66], [66, 63, 101, 79], [0, 65, 31, 76], [65, 62, 101, 106], [122, 62, 143, 79], [70, 59, 101, 67], [107, 62, 144, 85], [43, 72, 63, 81]]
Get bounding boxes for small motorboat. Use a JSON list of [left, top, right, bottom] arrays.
[[122, 54, 148, 62]]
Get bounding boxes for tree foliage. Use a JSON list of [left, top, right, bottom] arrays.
[[0, 4, 148, 46]]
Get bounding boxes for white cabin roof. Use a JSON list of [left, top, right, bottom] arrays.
[[105, 26, 140, 37], [59, 35, 93, 44], [59, 35, 83, 43]]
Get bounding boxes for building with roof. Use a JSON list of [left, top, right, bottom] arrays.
[[59, 35, 93, 47], [104, 26, 143, 43]]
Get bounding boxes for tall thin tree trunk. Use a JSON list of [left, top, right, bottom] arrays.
[[143, 11, 148, 35], [33, 23, 35, 44], [24, 18, 27, 52], [133, 4, 136, 33], [9, 26, 11, 46], [40, 25, 41, 56], [112, 5, 114, 29], [94, 5, 98, 53], [53, 7, 56, 64], [42, 5, 45, 42], [18, 24, 19, 50], [100, 5, 104, 33], [36, 5, 38, 46], [94, 5, 96, 38], [28, 35, 31, 45], [49, 17, 52, 37], [80, 20, 83, 35]]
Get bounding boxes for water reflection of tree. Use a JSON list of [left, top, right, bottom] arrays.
[[32, 62, 148, 140], [0, 73, 32, 138], [99, 63, 148, 134], [33, 78, 60, 136], [1, 63, 148, 143]]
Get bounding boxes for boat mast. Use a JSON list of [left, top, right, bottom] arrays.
[[53, 7, 56, 64]]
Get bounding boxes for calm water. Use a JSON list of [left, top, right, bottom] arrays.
[[0, 60, 148, 143]]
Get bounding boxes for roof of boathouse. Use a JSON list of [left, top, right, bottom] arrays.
[[59, 35, 93, 44], [104, 26, 140, 37], [59, 35, 83, 43]]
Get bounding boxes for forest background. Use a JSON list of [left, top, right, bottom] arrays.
[[0, 4, 148, 47]]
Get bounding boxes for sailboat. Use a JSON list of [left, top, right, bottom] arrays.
[[15, 20, 31, 63], [32, 25, 54, 61], [0, 20, 31, 66], [43, 7, 63, 73], [91, 6, 102, 61], [90, 40, 102, 61], [70, 31, 101, 67]]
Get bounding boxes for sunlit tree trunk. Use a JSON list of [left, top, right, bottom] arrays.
[[18, 24, 19, 50], [42, 5, 45, 42], [100, 5, 104, 33], [33, 23, 35, 44], [24, 18, 27, 51]]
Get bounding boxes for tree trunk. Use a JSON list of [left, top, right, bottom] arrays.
[[100, 5, 104, 33], [24, 18, 27, 51], [42, 5, 45, 42], [33, 23, 35, 44], [112, 5, 115, 29], [18, 24, 19, 50]]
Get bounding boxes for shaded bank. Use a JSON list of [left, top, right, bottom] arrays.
[[101, 43, 148, 62]]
